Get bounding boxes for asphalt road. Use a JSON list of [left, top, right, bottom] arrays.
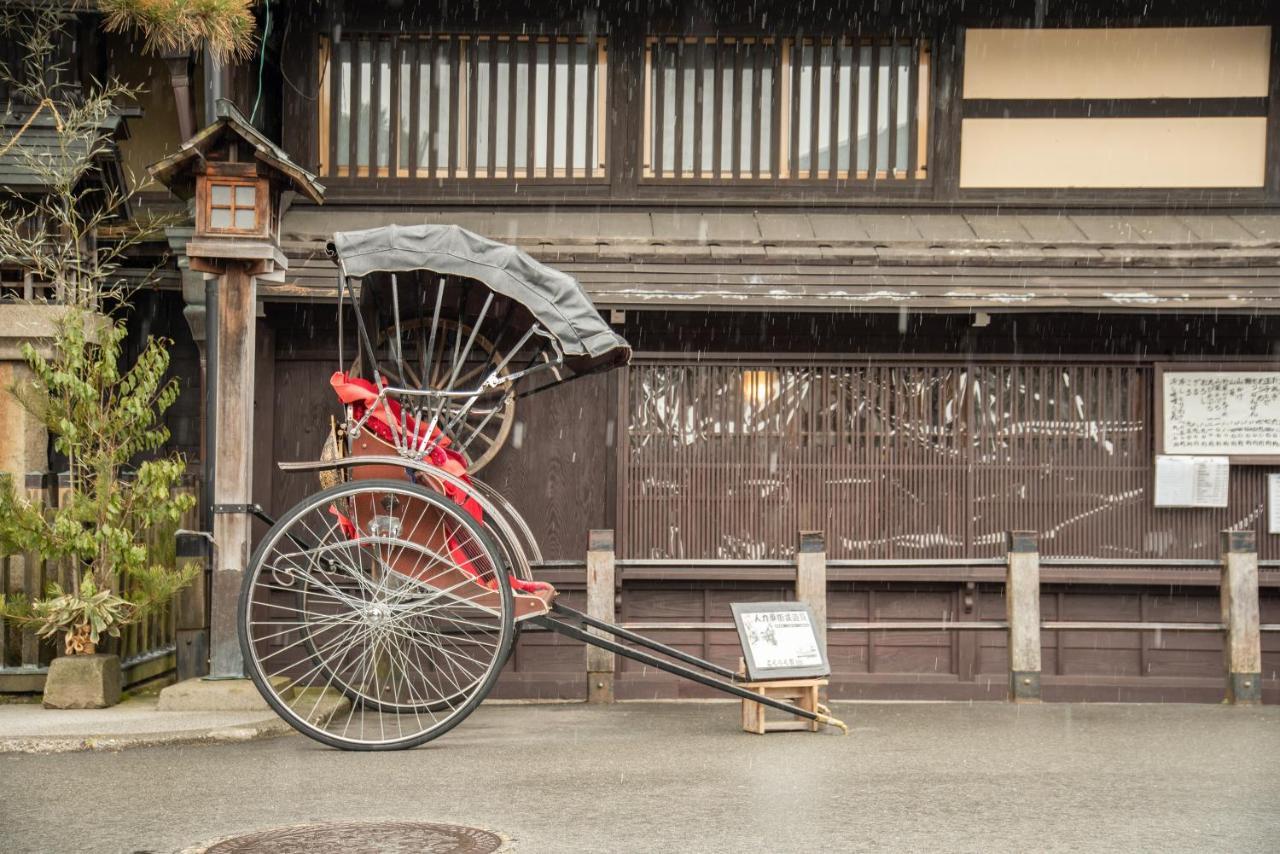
[[2, 702, 1278, 853]]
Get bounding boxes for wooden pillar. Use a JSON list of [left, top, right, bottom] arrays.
[[796, 530, 827, 653], [1006, 530, 1042, 703], [209, 265, 256, 678], [1220, 530, 1262, 705], [174, 531, 210, 680], [585, 528, 616, 703]]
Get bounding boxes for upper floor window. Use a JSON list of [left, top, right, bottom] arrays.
[[643, 35, 930, 183], [319, 32, 608, 181]]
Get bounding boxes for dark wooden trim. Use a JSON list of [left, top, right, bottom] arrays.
[[962, 97, 1269, 120], [931, 25, 962, 199], [1267, 22, 1280, 198]]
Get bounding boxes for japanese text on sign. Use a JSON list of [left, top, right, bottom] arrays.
[[739, 610, 824, 671], [1163, 371, 1280, 457]]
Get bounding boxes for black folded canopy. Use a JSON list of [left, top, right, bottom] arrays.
[[330, 224, 630, 373]]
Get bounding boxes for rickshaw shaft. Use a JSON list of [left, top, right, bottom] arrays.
[[529, 612, 822, 723], [550, 602, 740, 681]]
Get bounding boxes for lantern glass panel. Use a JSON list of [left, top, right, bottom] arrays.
[[234, 209, 256, 229], [211, 184, 232, 205], [235, 185, 256, 206], [210, 207, 233, 228]]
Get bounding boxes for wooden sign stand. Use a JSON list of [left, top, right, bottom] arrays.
[[739, 676, 829, 735]]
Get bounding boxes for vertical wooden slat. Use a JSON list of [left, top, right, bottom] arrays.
[[448, 36, 462, 179], [808, 37, 821, 180], [525, 38, 536, 179], [731, 39, 743, 178], [488, 37, 498, 179], [596, 38, 607, 175], [427, 37, 440, 178], [389, 37, 401, 178], [349, 36, 362, 176], [750, 40, 762, 179], [713, 37, 724, 178], [566, 37, 577, 178], [673, 38, 685, 178], [867, 41, 880, 183], [507, 37, 518, 179], [368, 36, 381, 178], [788, 36, 801, 180], [318, 36, 332, 177], [331, 38, 346, 177], [467, 35, 479, 179], [546, 37, 557, 177], [653, 38, 665, 178], [907, 38, 920, 179], [772, 39, 784, 179], [830, 37, 841, 184], [693, 38, 704, 178], [408, 37, 421, 178], [586, 35, 597, 178], [849, 35, 861, 178], [887, 38, 900, 179]]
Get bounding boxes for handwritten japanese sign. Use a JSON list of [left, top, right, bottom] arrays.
[[1161, 370, 1280, 459]]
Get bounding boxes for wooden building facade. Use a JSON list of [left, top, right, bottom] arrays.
[[11, 0, 1280, 700]]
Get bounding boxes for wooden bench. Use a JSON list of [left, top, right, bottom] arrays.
[[739, 677, 827, 734]]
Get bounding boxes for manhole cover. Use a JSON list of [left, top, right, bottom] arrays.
[[187, 821, 505, 854]]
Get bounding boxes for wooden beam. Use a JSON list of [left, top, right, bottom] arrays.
[[209, 264, 257, 678], [585, 528, 616, 703], [1006, 530, 1042, 703]]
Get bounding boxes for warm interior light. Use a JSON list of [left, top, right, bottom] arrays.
[[742, 369, 780, 407]]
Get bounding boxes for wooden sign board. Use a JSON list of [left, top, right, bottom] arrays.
[[731, 602, 829, 681], [1155, 364, 1280, 464]]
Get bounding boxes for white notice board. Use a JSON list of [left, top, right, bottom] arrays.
[[1154, 455, 1229, 508], [1269, 473, 1280, 535], [731, 602, 829, 681], [1158, 367, 1280, 462]]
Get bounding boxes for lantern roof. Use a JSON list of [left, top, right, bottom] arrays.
[[148, 99, 325, 205]]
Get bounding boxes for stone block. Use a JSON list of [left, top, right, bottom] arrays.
[[42, 654, 122, 710]]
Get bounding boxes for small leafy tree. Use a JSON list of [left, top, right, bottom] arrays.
[[0, 313, 198, 655], [0, 9, 196, 655]]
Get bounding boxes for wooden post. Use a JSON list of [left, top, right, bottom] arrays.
[[586, 528, 616, 703], [1220, 530, 1262, 705], [1006, 530, 1042, 703], [208, 265, 256, 678], [175, 531, 211, 680], [796, 530, 827, 653]]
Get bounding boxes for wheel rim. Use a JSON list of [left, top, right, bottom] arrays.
[[240, 481, 513, 748]]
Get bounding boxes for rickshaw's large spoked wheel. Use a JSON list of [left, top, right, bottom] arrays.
[[238, 479, 514, 751]]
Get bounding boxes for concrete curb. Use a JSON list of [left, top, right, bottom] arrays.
[[0, 716, 296, 754]]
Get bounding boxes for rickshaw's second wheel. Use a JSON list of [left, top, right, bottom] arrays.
[[361, 318, 516, 473]]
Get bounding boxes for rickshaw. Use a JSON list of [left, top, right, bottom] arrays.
[[237, 224, 847, 750]]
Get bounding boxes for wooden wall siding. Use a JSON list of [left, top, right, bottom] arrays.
[[625, 362, 1276, 562], [478, 372, 613, 561], [319, 33, 607, 181], [595, 581, 1280, 703], [641, 35, 929, 183]]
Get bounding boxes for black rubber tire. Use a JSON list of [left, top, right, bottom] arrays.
[[237, 478, 514, 751]]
